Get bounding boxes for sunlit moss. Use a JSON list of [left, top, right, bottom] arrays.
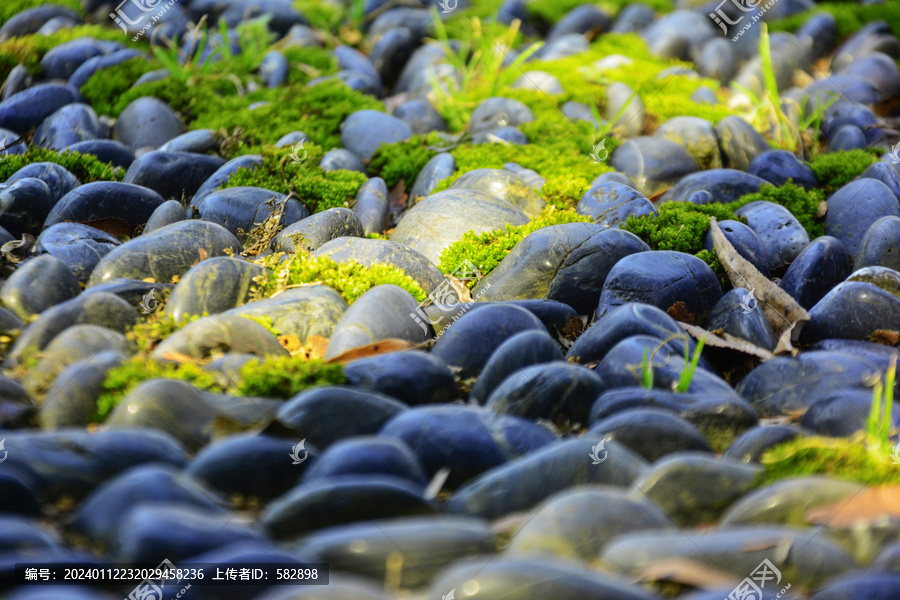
[[0, 146, 124, 183], [809, 148, 879, 195], [760, 434, 900, 485], [0, 0, 82, 28], [369, 134, 441, 189], [79, 56, 159, 117]]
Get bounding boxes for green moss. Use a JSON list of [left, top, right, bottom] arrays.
[[0, 146, 124, 183], [760, 434, 900, 486], [769, 4, 900, 39], [282, 45, 338, 85], [251, 252, 427, 303], [369, 135, 440, 189], [809, 149, 879, 195], [737, 181, 826, 238], [437, 208, 591, 285], [239, 355, 345, 397], [293, 0, 345, 34], [0, 0, 81, 27], [79, 56, 159, 117], [222, 145, 367, 213]]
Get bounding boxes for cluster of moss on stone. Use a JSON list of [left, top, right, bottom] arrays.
[[760, 434, 900, 486], [0, 146, 124, 183], [438, 208, 591, 285], [222, 145, 367, 213], [0, 0, 78, 25], [79, 56, 159, 117], [250, 252, 427, 303], [370, 134, 440, 189], [808, 148, 879, 194], [94, 353, 345, 421]]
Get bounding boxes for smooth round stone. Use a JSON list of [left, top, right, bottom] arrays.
[[610, 3, 655, 32], [143, 199, 185, 233], [796, 12, 837, 61], [123, 150, 225, 201], [319, 148, 366, 173], [505, 163, 545, 189], [392, 188, 529, 265], [506, 487, 671, 561], [511, 71, 564, 95], [273, 208, 364, 253], [702, 219, 771, 276], [445, 438, 647, 520], [303, 437, 426, 486], [469, 330, 563, 404], [696, 38, 737, 83], [157, 129, 218, 154], [295, 517, 494, 589], [576, 182, 657, 227], [35, 223, 120, 284], [0, 516, 58, 551], [715, 115, 771, 171], [369, 28, 414, 89], [734, 201, 810, 267], [113, 96, 186, 153], [351, 177, 389, 235], [193, 186, 310, 239], [806, 74, 881, 114], [450, 168, 545, 217], [468, 97, 534, 135], [723, 425, 804, 463], [343, 350, 456, 405], [609, 137, 699, 196], [0, 429, 186, 502], [0, 472, 42, 516], [32, 103, 104, 151], [70, 464, 227, 547], [88, 220, 242, 286], [736, 351, 883, 415], [6, 162, 80, 202], [8, 292, 137, 365], [44, 181, 166, 232], [535, 33, 590, 61], [391, 99, 447, 136], [38, 352, 124, 429], [856, 216, 900, 270], [340, 110, 411, 161], [165, 256, 267, 321], [631, 453, 761, 526], [801, 388, 893, 436], [256, 49, 288, 87], [67, 139, 134, 169], [335, 44, 379, 82], [807, 339, 900, 372], [602, 526, 854, 590], [0, 126, 26, 157], [832, 21, 899, 71], [380, 405, 556, 488], [23, 324, 131, 395], [803, 280, 900, 343], [0, 4, 79, 40], [106, 379, 280, 451], [589, 408, 712, 461], [780, 236, 851, 309], [597, 251, 722, 324], [590, 387, 757, 442], [0, 254, 80, 320], [192, 154, 263, 205], [546, 4, 611, 41], [313, 237, 443, 293], [561, 100, 598, 128], [658, 168, 766, 204], [274, 131, 307, 148], [1, 66, 31, 102], [870, 544, 900, 572], [67, 48, 142, 91], [605, 82, 644, 138], [262, 476, 435, 539], [748, 150, 817, 189], [116, 504, 263, 563], [721, 476, 862, 529], [827, 123, 868, 151], [861, 161, 900, 199], [706, 288, 778, 351], [324, 285, 431, 359], [223, 285, 347, 344], [432, 304, 546, 378], [486, 362, 605, 424], [187, 434, 311, 502], [473, 224, 650, 314], [151, 314, 287, 360], [826, 179, 900, 257], [840, 52, 900, 103], [273, 386, 407, 448], [812, 574, 900, 600], [83, 278, 172, 308], [654, 116, 722, 170], [0, 177, 55, 236], [471, 126, 528, 145], [408, 153, 455, 204], [0, 83, 78, 135]]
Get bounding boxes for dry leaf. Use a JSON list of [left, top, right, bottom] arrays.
[[666, 301, 695, 325], [680, 322, 775, 362], [635, 558, 735, 588], [389, 180, 408, 210], [710, 217, 809, 354], [325, 338, 423, 364], [278, 334, 304, 355], [806, 485, 900, 527], [305, 335, 329, 360], [198, 247, 209, 261], [159, 351, 195, 363], [77, 217, 132, 238], [870, 329, 900, 346]]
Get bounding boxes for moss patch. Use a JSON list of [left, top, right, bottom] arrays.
[[250, 252, 428, 303], [79, 56, 158, 117], [809, 149, 879, 195], [760, 434, 900, 486], [0, 0, 82, 28], [0, 146, 124, 183], [369, 134, 440, 189], [769, 3, 900, 39]]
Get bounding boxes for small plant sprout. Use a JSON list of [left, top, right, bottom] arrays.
[[676, 336, 707, 393], [867, 355, 897, 451], [641, 347, 654, 390]]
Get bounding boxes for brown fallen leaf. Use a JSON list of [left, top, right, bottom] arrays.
[[325, 338, 424, 364], [806, 485, 900, 527], [158, 351, 195, 363], [634, 558, 735, 588], [870, 329, 900, 346], [680, 322, 775, 362], [667, 301, 695, 325], [76, 217, 132, 238], [305, 335, 329, 360], [710, 217, 809, 354], [389, 180, 408, 210]]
